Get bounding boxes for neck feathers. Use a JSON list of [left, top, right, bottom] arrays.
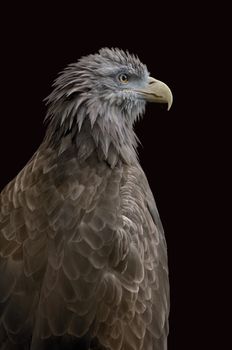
[[45, 97, 142, 167]]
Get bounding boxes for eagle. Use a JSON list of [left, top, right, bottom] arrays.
[[0, 48, 172, 350]]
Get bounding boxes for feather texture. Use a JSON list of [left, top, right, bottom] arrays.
[[0, 48, 170, 350]]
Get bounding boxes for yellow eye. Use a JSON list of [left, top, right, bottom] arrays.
[[118, 73, 129, 84]]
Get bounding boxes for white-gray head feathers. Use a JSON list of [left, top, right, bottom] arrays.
[[45, 48, 150, 167]]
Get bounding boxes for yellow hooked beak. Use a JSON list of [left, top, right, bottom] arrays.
[[135, 77, 173, 110]]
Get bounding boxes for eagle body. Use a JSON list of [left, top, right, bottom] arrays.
[[0, 48, 172, 350]]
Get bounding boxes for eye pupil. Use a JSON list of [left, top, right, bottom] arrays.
[[119, 74, 129, 83]]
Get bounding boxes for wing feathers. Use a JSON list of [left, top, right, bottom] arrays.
[[0, 149, 169, 349]]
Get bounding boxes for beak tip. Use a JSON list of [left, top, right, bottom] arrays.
[[167, 95, 173, 111]]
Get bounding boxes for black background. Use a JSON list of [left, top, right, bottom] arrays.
[[0, 2, 228, 349]]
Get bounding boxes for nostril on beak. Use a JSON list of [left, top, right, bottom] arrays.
[[148, 77, 157, 85]]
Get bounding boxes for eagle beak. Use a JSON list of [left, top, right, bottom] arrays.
[[137, 77, 173, 110]]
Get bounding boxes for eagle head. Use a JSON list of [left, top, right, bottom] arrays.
[[45, 48, 173, 166]]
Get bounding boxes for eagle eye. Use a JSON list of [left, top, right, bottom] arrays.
[[118, 73, 129, 84]]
